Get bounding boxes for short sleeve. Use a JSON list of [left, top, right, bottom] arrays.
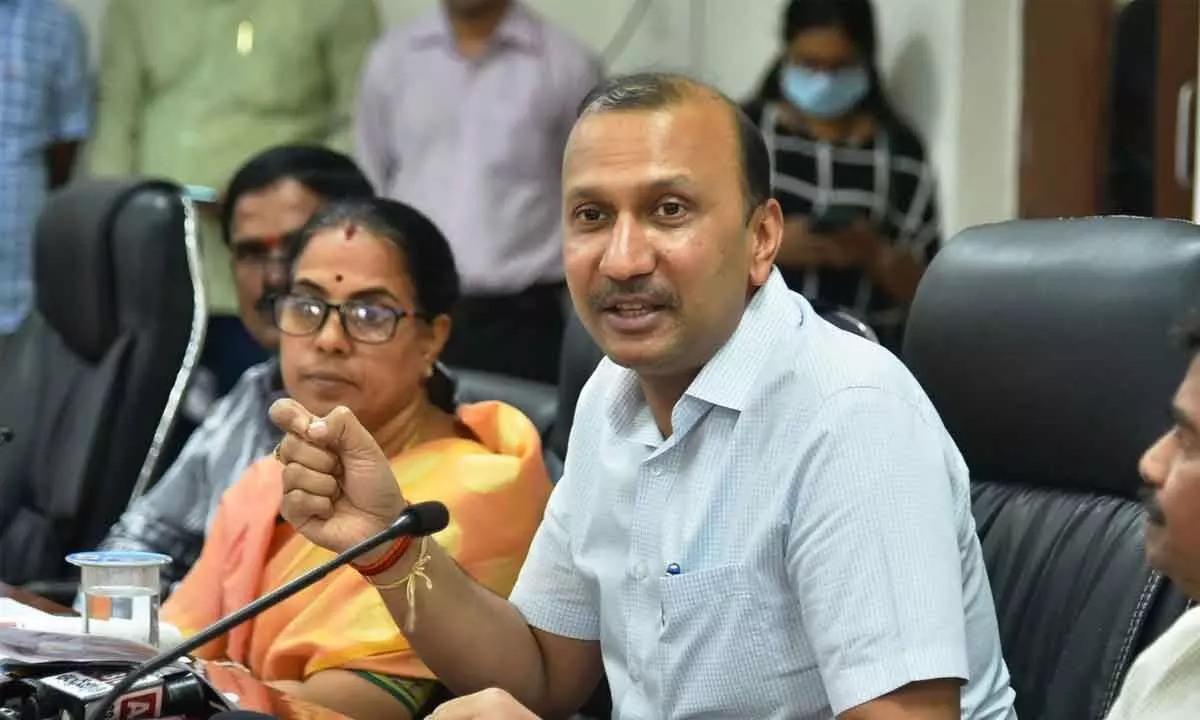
[[508, 473, 599, 641], [787, 387, 968, 715], [48, 6, 93, 141]]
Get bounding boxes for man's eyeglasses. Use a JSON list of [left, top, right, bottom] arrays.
[[273, 294, 419, 344]]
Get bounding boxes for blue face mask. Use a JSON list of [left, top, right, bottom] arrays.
[[780, 64, 871, 119]]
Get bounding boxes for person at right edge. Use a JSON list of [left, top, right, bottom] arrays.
[[271, 73, 1016, 718], [743, 0, 940, 350], [1102, 317, 1200, 717]]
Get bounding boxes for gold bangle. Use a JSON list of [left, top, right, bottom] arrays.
[[370, 536, 433, 633]]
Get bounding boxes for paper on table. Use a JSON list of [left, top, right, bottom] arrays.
[[0, 598, 183, 650], [0, 598, 49, 622]]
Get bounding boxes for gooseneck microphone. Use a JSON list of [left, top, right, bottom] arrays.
[[84, 501, 450, 720]]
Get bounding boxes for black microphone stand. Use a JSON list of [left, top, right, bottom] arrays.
[[85, 502, 447, 720]]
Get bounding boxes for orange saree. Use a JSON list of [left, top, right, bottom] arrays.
[[162, 401, 551, 684]]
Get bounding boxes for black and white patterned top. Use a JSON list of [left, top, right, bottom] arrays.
[[746, 101, 941, 347]]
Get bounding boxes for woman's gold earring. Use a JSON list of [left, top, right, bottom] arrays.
[[424, 365, 434, 379]]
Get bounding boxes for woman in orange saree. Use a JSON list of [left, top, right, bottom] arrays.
[[162, 199, 552, 720]]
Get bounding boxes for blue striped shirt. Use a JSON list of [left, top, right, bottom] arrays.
[[510, 269, 1016, 718], [0, 0, 92, 332]]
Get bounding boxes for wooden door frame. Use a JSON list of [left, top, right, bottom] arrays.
[[1154, 0, 1200, 218], [1018, 0, 1113, 219]]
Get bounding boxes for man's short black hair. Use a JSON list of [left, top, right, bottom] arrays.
[[576, 72, 772, 219], [219, 144, 375, 246]]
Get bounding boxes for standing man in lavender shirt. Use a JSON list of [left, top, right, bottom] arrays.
[[355, 0, 601, 383]]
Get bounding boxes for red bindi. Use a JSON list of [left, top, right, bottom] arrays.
[[335, 274, 344, 283], [343, 224, 358, 241]]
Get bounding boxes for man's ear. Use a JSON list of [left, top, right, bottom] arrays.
[[749, 198, 784, 287]]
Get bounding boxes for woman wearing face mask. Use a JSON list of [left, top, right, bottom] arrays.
[[744, 0, 940, 349]]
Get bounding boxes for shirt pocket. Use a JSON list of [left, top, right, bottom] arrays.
[[657, 563, 779, 717], [224, 15, 323, 112]]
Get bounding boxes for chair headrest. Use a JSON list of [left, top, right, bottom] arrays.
[[903, 217, 1200, 498], [33, 179, 178, 362], [546, 309, 604, 459]]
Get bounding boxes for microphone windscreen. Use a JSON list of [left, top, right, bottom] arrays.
[[407, 501, 450, 535]]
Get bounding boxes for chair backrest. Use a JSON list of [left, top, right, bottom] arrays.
[[803, 297, 880, 343], [450, 369, 559, 437], [903, 216, 1200, 720], [545, 309, 605, 461], [0, 179, 205, 585]]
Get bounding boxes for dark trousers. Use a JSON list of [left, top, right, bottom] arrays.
[[440, 282, 565, 384]]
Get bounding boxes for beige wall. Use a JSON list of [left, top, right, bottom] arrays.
[[66, 0, 1023, 236]]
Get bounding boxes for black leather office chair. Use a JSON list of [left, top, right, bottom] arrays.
[[451, 369, 559, 437], [903, 217, 1199, 720], [0, 179, 206, 589], [544, 309, 604, 462], [450, 308, 601, 484]]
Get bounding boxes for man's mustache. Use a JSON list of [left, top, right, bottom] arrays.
[[587, 278, 677, 311], [254, 286, 288, 318], [1139, 486, 1167, 526]]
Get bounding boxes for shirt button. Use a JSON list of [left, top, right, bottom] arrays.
[[631, 562, 647, 580], [629, 661, 641, 684]]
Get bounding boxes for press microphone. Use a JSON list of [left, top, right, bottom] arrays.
[[84, 501, 450, 720], [0, 428, 13, 446], [29, 667, 215, 720]]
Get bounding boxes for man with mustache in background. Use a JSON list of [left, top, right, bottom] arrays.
[[1105, 321, 1200, 719], [97, 145, 374, 588]]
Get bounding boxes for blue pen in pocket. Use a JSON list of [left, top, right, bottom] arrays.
[[660, 563, 681, 627]]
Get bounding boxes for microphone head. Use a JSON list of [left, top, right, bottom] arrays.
[[406, 501, 450, 536]]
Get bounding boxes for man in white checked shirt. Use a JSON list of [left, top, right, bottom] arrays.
[[270, 73, 1017, 719]]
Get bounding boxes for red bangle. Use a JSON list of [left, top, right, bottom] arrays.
[[352, 536, 413, 577]]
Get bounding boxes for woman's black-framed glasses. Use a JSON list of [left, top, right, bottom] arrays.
[[273, 294, 417, 344]]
